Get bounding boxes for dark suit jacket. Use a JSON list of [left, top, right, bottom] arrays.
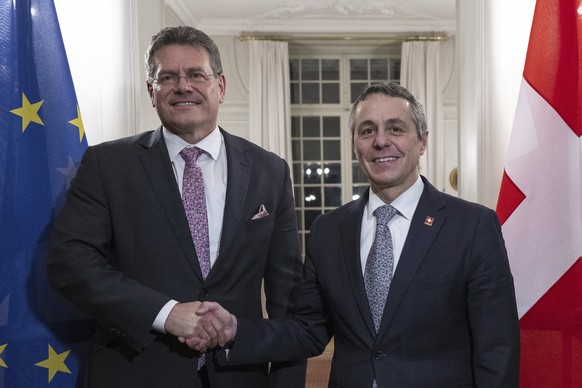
[[48, 127, 305, 388], [226, 177, 520, 387]]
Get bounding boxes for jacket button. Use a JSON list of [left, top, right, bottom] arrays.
[[373, 351, 384, 360], [200, 288, 209, 297]]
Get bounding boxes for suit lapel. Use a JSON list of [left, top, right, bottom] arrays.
[[215, 129, 250, 266], [378, 178, 447, 335], [340, 191, 378, 339], [138, 128, 204, 279]]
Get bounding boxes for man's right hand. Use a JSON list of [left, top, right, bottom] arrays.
[[165, 301, 222, 350], [182, 301, 238, 352]]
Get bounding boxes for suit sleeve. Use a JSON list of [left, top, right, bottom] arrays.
[[47, 146, 170, 352], [467, 209, 520, 387], [218, 213, 332, 366], [261, 159, 308, 388]]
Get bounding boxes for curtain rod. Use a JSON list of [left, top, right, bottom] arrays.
[[239, 32, 449, 42]]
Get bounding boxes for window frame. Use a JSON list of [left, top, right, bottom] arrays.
[[289, 44, 401, 253]]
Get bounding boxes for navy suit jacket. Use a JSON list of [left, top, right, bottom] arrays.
[[226, 177, 520, 387], [48, 127, 305, 388]]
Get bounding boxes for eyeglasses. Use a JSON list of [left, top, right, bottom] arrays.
[[151, 71, 216, 86]]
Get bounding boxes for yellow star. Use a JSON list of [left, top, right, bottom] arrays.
[[68, 104, 85, 142], [35, 344, 72, 382], [0, 343, 7, 368], [10, 93, 44, 133]]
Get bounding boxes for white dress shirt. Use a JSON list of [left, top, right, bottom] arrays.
[[153, 126, 227, 332], [359, 176, 424, 275]]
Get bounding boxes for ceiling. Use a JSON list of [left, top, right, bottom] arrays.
[[178, 0, 456, 36]]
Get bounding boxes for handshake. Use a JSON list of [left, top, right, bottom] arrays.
[[164, 301, 238, 353]]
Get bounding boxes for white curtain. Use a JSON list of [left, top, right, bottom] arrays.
[[400, 41, 444, 190], [248, 40, 292, 162]]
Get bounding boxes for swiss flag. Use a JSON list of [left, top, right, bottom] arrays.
[[496, 0, 582, 386]]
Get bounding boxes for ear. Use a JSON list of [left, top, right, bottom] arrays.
[[147, 82, 155, 107], [218, 74, 226, 103], [419, 131, 428, 155]]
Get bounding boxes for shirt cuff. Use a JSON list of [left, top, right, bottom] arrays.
[[152, 299, 179, 333]]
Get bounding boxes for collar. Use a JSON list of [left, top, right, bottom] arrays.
[[163, 126, 223, 162], [366, 176, 424, 221]]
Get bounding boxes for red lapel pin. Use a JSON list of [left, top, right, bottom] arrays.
[[424, 216, 434, 226]]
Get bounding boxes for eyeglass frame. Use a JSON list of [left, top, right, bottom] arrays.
[[149, 70, 219, 86]]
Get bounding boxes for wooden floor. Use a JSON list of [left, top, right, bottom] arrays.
[[305, 342, 333, 388]]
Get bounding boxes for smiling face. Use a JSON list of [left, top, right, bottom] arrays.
[[352, 93, 428, 203], [147, 44, 226, 143]]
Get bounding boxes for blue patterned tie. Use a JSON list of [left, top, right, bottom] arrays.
[[364, 205, 398, 333], [180, 147, 210, 370]]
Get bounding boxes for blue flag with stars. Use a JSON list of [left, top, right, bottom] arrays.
[[0, 0, 96, 386]]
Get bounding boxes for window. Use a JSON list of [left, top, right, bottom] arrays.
[[290, 46, 401, 252]]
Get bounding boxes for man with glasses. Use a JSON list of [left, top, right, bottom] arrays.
[[48, 26, 305, 388]]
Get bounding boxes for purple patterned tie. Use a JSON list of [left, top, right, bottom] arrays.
[[180, 147, 210, 371], [180, 147, 211, 279], [364, 205, 398, 333]]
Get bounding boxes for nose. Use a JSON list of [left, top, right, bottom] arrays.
[[373, 130, 391, 148], [175, 75, 194, 91]]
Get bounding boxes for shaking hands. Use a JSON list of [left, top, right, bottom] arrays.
[[164, 301, 237, 353]]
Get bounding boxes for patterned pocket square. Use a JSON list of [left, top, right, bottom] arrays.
[[251, 204, 269, 220]]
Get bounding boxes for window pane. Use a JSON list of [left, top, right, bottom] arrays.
[[303, 140, 321, 160], [302, 116, 320, 137], [304, 163, 322, 184], [292, 162, 303, 184], [302, 83, 319, 104], [322, 116, 340, 137], [370, 59, 388, 80], [291, 116, 300, 137], [301, 59, 319, 80], [324, 187, 342, 207], [289, 59, 300, 81], [323, 163, 341, 184], [292, 140, 301, 160], [322, 59, 339, 80], [350, 59, 368, 80], [323, 140, 341, 160], [391, 59, 401, 80], [304, 187, 321, 208], [322, 83, 340, 103], [294, 186, 301, 207], [290, 83, 300, 104], [351, 82, 368, 103]]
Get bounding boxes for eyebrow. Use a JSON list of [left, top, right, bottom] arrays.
[[158, 66, 207, 74], [357, 118, 407, 128], [384, 118, 407, 127]]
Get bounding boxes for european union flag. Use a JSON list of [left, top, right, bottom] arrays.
[[0, 0, 95, 386]]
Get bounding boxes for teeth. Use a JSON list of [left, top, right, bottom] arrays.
[[375, 157, 396, 162], [175, 102, 195, 106]]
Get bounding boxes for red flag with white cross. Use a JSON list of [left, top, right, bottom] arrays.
[[496, 0, 582, 386]]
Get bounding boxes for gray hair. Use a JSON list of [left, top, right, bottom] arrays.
[[349, 82, 427, 141], [145, 26, 223, 82]]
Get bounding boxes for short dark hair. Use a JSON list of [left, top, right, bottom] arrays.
[[145, 26, 223, 82], [349, 82, 427, 142]]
